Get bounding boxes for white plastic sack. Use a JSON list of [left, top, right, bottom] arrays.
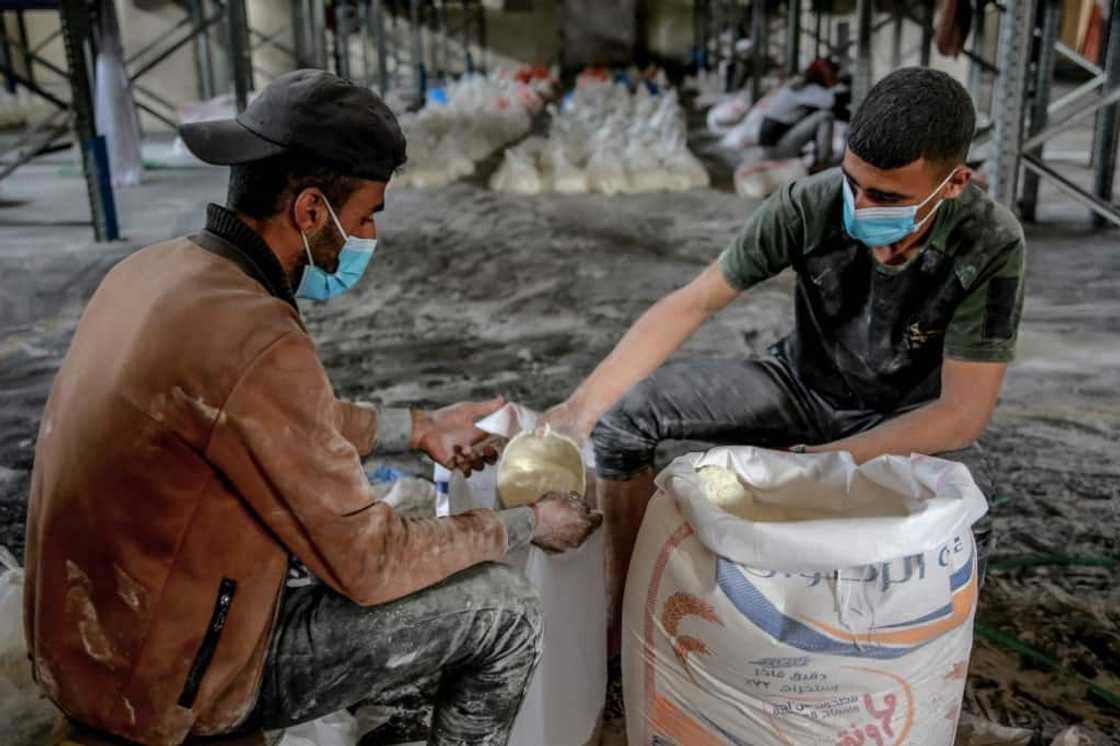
[[0, 547, 61, 746], [586, 149, 629, 196], [662, 147, 711, 192], [489, 142, 545, 195], [735, 156, 809, 199], [706, 91, 752, 133], [435, 404, 606, 746], [623, 447, 987, 746], [955, 713, 1033, 745], [274, 709, 358, 746], [543, 142, 589, 194]]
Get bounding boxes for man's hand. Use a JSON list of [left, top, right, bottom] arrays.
[[540, 398, 595, 443], [530, 491, 604, 553], [412, 396, 505, 474]]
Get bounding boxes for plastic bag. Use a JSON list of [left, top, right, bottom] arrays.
[[489, 143, 544, 195], [396, 73, 538, 189], [955, 713, 1033, 745], [435, 404, 606, 746], [706, 91, 752, 133], [586, 149, 629, 196], [542, 142, 588, 194], [623, 447, 987, 746], [0, 546, 62, 746], [734, 155, 809, 199], [274, 709, 359, 746], [493, 74, 708, 196]]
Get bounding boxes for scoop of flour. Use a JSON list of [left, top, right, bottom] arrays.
[[696, 465, 826, 523], [697, 466, 755, 513]]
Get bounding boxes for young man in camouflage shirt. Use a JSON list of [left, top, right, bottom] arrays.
[[548, 67, 1024, 651]]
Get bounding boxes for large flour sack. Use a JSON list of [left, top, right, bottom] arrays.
[[622, 447, 988, 746]]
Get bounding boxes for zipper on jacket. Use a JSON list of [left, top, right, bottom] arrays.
[[178, 577, 237, 709]]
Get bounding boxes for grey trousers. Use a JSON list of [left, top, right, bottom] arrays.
[[591, 357, 995, 575], [240, 562, 543, 745]]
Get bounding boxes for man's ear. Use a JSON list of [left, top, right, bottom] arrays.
[[944, 166, 972, 200], [290, 188, 328, 235]]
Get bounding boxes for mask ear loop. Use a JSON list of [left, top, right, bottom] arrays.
[[300, 231, 316, 268], [322, 197, 348, 240], [915, 167, 960, 210], [911, 168, 960, 233]]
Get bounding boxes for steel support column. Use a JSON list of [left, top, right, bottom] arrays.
[[750, 0, 765, 100], [1091, 3, 1120, 226], [476, 0, 486, 73], [310, 0, 328, 69], [190, 0, 214, 99], [227, 0, 252, 111], [371, 0, 388, 94], [335, 0, 353, 78], [359, 0, 371, 85], [0, 20, 13, 94], [1020, 0, 1061, 221], [16, 9, 33, 85], [410, 0, 423, 99], [920, 0, 933, 67], [785, 0, 801, 76], [990, 0, 1034, 207], [853, 0, 873, 110], [289, 0, 309, 67], [438, 0, 449, 80], [892, 8, 904, 69], [58, 0, 120, 241], [968, 0, 988, 103]]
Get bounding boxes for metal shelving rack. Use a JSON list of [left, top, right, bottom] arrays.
[[994, 0, 1119, 227], [0, 0, 118, 240], [788, 0, 1117, 228]]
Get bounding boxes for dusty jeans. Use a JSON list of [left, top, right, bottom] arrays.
[[591, 357, 995, 577], [240, 562, 543, 745]]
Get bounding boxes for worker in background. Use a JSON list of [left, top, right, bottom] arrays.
[[547, 67, 1024, 655], [24, 70, 600, 745]]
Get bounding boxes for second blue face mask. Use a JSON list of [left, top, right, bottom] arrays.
[[842, 169, 956, 248], [295, 198, 377, 301]]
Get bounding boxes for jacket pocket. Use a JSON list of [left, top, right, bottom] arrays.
[[178, 577, 237, 709]]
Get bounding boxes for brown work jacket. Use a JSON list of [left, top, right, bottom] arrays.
[[23, 206, 509, 744]]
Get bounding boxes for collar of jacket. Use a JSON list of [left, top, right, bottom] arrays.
[[193, 203, 299, 311]]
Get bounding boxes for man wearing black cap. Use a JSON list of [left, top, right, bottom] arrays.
[[24, 70, 600, 745]]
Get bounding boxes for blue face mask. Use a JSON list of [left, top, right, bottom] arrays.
[[295, 198, 377, 301], [842, 169, 956, 248]]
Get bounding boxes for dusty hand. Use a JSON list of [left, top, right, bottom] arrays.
[[530, 491, 604, 553], [540, 399, 594, 443], [413, 396, 505, 474]]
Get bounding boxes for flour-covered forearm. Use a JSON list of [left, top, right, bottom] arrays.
[[570, 262, 738, 431], [207, 331, 508, 606]]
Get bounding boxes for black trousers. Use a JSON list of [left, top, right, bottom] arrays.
[[239, 562, 543, 745]]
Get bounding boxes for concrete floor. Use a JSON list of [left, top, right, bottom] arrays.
[[1, 127, 1118, 743]]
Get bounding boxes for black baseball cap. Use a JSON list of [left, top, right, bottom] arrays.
[[180, 69, 407, 181]]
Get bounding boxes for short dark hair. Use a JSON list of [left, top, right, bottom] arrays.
[[847, 67, 975, 171], [227, 152, 362, 220]]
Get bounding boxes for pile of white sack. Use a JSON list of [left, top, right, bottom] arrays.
[[490, 80, 709, 196], [393, 72, 551, 189], [0, 89, 43, 130]]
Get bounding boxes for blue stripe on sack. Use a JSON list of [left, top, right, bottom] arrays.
[[875, 549, 975, 630], [715, 559, 926, 660]]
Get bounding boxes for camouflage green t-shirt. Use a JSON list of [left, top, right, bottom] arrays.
[[719, 167, 1026, 411]]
